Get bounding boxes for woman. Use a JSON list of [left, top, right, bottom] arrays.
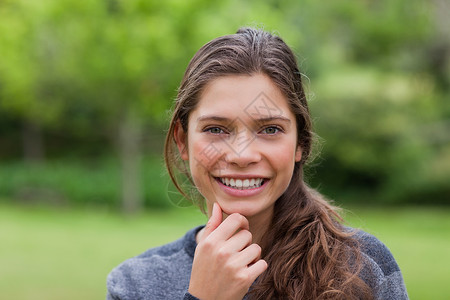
[[107, 27, 408, 300]]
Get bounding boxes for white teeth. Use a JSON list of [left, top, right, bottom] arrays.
[[243, 179, 249, 188], [219, 177, 265, 190], [236, 179, 243, 188]]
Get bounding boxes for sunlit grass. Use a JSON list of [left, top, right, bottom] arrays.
[[0, 202, 448, 299], [0, 202, 206, 300]]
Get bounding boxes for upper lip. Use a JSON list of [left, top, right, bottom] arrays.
[[214, 174, 269, 179]]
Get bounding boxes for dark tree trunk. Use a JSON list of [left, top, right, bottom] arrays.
[[22, 119, 44, 164], [118, 111, 143, 214]]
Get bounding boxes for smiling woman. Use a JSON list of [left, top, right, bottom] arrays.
[[175, 74, 302, 235], [106, 28, 409, 300]]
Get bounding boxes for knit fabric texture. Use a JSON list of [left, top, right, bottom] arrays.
[[106, 226, 408, 300]]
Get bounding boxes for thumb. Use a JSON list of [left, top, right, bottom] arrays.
[[202, 202, 222, 239]]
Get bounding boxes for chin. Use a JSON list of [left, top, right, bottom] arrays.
[[218, 200, 269, 219]]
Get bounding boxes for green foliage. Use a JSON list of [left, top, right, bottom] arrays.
[[0, 0, 448, 206], [307, 66, 450, 204], [0, 156, 183, 209], [0, 0, 284, 125]]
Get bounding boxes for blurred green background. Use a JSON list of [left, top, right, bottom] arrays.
[[0, 0, 449, 299]]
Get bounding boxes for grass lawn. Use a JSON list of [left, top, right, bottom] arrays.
[[0, 202, 449, 299]]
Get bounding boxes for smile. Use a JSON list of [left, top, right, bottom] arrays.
[[216, 178, 265, 190]]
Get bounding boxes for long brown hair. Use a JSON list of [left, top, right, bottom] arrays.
[[164, 27, 372, 300]]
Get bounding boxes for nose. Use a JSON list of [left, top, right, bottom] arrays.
[[224, 131, 261, 168]]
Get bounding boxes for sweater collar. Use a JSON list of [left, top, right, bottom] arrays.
[[183, 225, 205, 258]]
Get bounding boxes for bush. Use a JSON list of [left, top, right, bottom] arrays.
[[0, 156, 181, 209]]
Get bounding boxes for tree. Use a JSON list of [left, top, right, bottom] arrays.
[[1, 0, 276, 212]]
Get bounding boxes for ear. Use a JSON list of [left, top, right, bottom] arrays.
[[295, 145, 302, 162], [174, 120, 189, 161]]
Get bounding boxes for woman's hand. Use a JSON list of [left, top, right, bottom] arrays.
[[188, 203, 268, 300]]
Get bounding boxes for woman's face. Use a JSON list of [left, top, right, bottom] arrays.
[[176, 74, 302, 222]]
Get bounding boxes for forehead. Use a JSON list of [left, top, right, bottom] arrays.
[[191, 73, 294, 120]]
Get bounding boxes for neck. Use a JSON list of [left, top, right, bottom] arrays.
[[247, 213, 271, 245]]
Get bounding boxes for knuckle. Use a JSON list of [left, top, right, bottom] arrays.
[[235, 271, 250, 283], [201, 239, 215, 251], [216, 247, 231, 260], [224, 261, 239, 273]]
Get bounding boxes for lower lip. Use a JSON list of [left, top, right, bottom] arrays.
[[215, 178, 269, 197]]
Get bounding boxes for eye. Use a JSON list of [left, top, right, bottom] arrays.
[[204, 127, 226, 134], [260, 126, 281, 135]]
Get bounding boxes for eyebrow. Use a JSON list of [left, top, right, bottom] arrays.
[[255, 116, 291, 124], [197, 115, 291, 124], [197, 115, 231, 122]]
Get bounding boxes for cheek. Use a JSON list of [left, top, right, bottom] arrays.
[[189, 141, 226, 189], [191, 141, 217, 168], [188, 142, 222, 200], [267, 141, 298, 162], [267, 143, 298, 181]]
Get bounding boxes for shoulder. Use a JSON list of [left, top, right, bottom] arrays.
[[354, 230, 399, 276], [106, 226, 203, 300], [352, 229, 409, 300]]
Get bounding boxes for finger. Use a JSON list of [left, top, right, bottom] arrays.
[[209, 213, 250, 242], [233, 243, 262, 266], [223, 229, 253, 253], [202, 202, 222, 240], [246, 259, 268, 282]]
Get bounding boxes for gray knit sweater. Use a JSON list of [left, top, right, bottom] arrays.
[[106, 226, 408, 299]]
